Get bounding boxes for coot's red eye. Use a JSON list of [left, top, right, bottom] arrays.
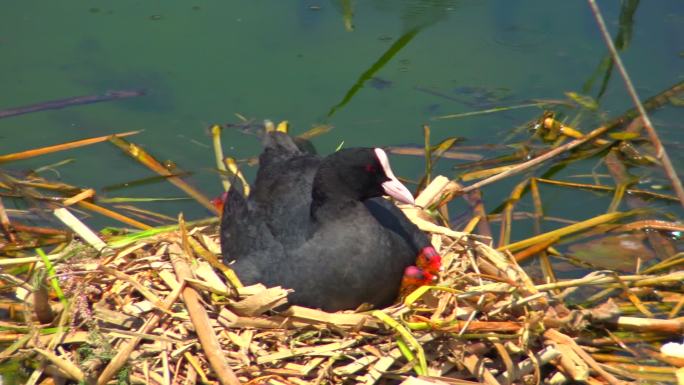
[[365, 164, 377, 173]]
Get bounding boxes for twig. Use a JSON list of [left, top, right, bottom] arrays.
[[587, 0, 684, 208], [170, 222, 240, 385]]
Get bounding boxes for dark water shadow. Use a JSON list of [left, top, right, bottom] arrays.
[[65, 37, 177, 115]]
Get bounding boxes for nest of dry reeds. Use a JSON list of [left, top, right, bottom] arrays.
[[7, 175, 681, 385]]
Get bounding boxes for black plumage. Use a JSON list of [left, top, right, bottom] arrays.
[[220, 132, 432, 311]]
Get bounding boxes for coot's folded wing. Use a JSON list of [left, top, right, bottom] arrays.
[[364, 198, 431, 254], [250, 132, 320, 246]]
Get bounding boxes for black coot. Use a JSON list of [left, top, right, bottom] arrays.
[[221, 132, 435, 311]]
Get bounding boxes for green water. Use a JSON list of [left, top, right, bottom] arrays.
[[1, 1, 683, 225]]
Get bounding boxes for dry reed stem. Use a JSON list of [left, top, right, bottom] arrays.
[[462, 353, 501, 385], [77, 200, 152, 230], [535, 178, 678, 202], [0, 130, 140, 164], [169, 239, 240, 385], [534, 271, 684, 291], [587, 0, 684, 208], [0, 197, 16, 243], [33, 348, 85, 382], [553, 343, 589, 381], [615, 317, 684, 334], [53, 207, 107, 252], [460, 123, 614, 194], [109, 136, 219, 215], [544, 330, 624, 385], [500, 211, 633, 253], [62, 188, 95, 206], [496, 346, 561, 384], [212, 124, 232, 192]]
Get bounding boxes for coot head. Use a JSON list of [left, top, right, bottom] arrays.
[[399, 265, 436, 298], [312, 147, 415, 206], [417, 246, 442, 276]]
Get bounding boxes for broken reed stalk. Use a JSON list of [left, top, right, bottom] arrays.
[[0, 197, 16, 243], [109, 136, 219, 215], [535, 178, 678, 203], [0, 131, 141, 164], [533, 271, 684, 292], [423, 124, 432, 187], [171, 219, 240, 385], [544, 329, 624, 385], [170, 250, 239, 385], [587, 0, 684, 208], [498, 178, 528, 248], [211, 124, 232, 192], [33, 348, 84, 383], [76, 200, 152, 230], [527, 178, 557, 283], [432, 102, 545, 120], [499, 211, 632, 253], [460, 123, 614, 194]]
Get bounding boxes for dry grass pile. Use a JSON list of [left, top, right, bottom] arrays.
[[5, 176, 682, 385]]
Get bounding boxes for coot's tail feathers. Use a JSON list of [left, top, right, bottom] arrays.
[[293, 136, 318, 155], [221, 184, 288, 266], [260, 131, 303, 169], [220, 188, 250, 263]]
